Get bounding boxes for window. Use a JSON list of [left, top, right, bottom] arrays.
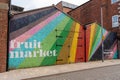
[[112, 15, 119, 28], [111, 0, 119, 4]]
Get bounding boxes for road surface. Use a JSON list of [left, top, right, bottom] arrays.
[[26, 65, 120, 80]]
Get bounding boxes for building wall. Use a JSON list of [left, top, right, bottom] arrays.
[[9, 7, 85, 69], [0, 0, 8, 72], [56, 2, 63, 11], [9, 6, 118, 70], [68, 0, 119, 31], [63, 7, 72, 13], [86, 23, 118, 61], [56, 2, 73, 13]]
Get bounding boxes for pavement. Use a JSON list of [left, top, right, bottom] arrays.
[[26, 64, 120, 80], [0, 59, 120, 80]]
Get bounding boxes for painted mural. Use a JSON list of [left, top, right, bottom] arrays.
[[9, 6, 118, 70], [9, 6, 85, 69], [86, 23, 118, 61]]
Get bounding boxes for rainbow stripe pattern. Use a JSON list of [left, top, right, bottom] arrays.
[[86, 23, 118, 61], [9, 6, 85, 69], [9, 6, 118, 70]]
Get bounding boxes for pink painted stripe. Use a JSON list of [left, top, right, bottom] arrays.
[[108, 41, 117, 59], [10, 11, 61, 51], [108, 44, 117, 59]]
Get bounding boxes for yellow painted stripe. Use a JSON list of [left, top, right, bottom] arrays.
[[88, 23, 96, 60], [68, 23, 80, 63]]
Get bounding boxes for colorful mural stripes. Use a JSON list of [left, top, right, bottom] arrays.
[[75, 26, 85, 62], [9, 7, 85, 69], [9, 6, 118, 70], [86, 25, 91, 61], [86, 23, 118, 61], [9, 12, 66, 68], [40, 19, 73, 66], [9, 11, 61, 51], [68, 23, 81, 63]]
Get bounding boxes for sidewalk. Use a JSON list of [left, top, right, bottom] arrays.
[[0, 60, 120, 80]]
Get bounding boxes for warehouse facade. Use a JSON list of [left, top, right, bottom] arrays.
[[0, 0, 119, 72], [9, 6, 86, 69], [9, 5, 118, 70]]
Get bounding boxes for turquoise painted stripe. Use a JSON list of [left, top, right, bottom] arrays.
[[18, 17, 71, 68], [113, 51, 118, 59], [9, 13, 67, 68]]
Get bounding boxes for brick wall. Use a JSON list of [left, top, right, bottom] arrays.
[[63, 7, 72, 13], [0, 0, 8, 72], [56, 1, 63, 11], [56, 2, 72, 13], [68, 0, 119, 31]]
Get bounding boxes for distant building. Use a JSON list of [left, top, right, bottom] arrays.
[[56, 1, 78, 13], [11, 5, 24, 14], [68, 0, 120, 35]]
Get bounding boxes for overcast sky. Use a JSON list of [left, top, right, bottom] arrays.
[[11, 0, 89, 11]]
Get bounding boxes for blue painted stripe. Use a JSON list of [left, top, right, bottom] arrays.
[[8, 13, 68, 68]]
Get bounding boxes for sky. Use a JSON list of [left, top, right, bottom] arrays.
[[11, 0, 90, 11]]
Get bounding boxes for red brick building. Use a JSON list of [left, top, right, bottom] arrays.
[[0, 0, 9, 72], [68, 0, 119, 34], [56, 1, 78, 13]]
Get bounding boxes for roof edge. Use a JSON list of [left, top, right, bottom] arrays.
[[11, 5, 54, 15], [54, 5, 81, 25], [10, 4, 82, 26], [68, 0, 91, 13]]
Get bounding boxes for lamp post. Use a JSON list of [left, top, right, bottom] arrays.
[[101, 6, 104, 62]]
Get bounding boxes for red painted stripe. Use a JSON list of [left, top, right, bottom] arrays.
[[75, 26, 85, 62]]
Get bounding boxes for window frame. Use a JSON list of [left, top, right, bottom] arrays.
[[112, 15, 119, 28], [111, 0, 119, 4]]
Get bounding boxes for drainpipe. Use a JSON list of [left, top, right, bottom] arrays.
[[6, 0, 11, 71]]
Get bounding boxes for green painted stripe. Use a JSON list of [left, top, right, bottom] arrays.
[[18, 16, 71, 68], [90, 25, 101, 56], [40, 19, 74, 66]]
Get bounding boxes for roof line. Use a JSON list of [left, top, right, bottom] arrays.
[[54, 5, 81, 25], [56, 1, 62, 6], [11, 5, 24, 9], [10, 4, 82, 25], [61, 1, 78, 6], [68, 0, 91, 13], [11, 5, 54, 15]]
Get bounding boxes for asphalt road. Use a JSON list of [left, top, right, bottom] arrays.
[[26, 65, 120, 80]]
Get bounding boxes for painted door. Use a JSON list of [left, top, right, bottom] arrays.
[[75, 27, 85, 62], [86, 25, 91, 61], [56, 30, 70, 64]]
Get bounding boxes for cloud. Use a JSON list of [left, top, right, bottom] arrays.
[[11, 0, 89, 11]]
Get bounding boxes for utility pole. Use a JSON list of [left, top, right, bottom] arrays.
[[101, 6, 104, 62]]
